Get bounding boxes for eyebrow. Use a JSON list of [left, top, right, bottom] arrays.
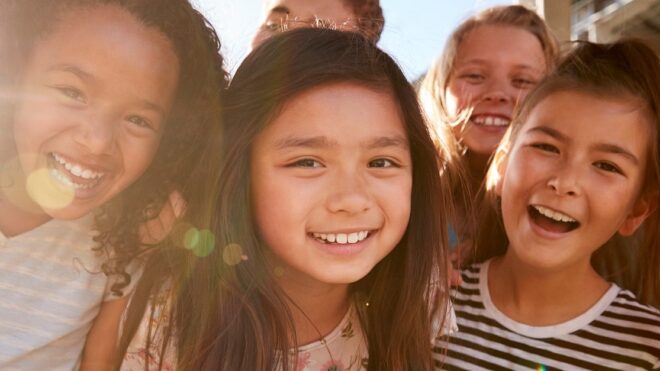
[[365, 135, 409, 150], [527, 126, 640, 166], [591, 143, 640, 166], [273, 135, 409, 151], [274, 136, 337, 150], [48, 64, 94, 82], [527, 126, 567, 141], [459, 59, 543, 73]]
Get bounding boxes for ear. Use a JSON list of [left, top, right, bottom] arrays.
[[618, 191, 657, 236]]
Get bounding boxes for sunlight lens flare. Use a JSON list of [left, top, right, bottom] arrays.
[[222, 243, 247, 266], [25, 168, 74, 210], [184, 227, 216, 257]]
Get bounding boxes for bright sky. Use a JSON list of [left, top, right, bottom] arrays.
[[193, 0, 513, 80]]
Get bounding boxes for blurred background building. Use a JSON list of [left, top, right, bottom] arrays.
[[516, 0, 660, 53]]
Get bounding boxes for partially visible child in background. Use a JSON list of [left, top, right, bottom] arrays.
[[119, 29, 453, 370], [419, 5, 558, 251], [0, 0, 226, 369], [251, 0, 384, 48], [436, 39, 660, 370]]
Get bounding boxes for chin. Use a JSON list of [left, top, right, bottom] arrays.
[[43, 205, 95, 221], [317, 269, 371, 285]]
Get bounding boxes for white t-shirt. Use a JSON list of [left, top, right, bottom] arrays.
[[0, 215, 131, 370]]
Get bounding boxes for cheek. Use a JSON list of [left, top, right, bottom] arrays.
[[444, 84, 462, 118], [120, 136, 161, 181], [444, 79, 475, 118], [250, 170, 304, 244], [378, 175, 412, 234], [499, 153, 535, 203]]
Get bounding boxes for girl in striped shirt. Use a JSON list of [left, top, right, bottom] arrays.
[[436, 39, 660, 371]]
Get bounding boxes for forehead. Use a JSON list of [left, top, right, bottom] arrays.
[[36, 5, 176, 64], [456, 24, 546, 72], [264, 0, 354, 20], [521, 90, 651, 154], [25, 4, 179, 98], [256, 82, 407, 147]]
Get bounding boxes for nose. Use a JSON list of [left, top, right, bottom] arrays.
[[72, 110, 117, 155], [547, 163, 582, 197], [481, 77, 514, 104], [326, 171, 373, 215]]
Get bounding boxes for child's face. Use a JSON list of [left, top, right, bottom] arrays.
[[10, 5, 179, 220], [251, 0, 355, 49], [445, 25, 546, 156], [251, 83, 412, 288], [497, 91, 651, 272]]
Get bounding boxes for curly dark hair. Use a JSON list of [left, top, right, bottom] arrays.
[[1, 0, 228, 295], [343, 0, 384, 43]]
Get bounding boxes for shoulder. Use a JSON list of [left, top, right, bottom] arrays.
[[601, 288, 660, 336], [120, 284, 176, 371], [452, 262, 486, 303]]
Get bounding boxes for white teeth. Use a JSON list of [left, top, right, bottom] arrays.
[[534, 205, 576, 223], [473, 116, 510, 127], [51, 153, 104, 180], [49, 168, 95, 189], [312, 231, 370, 244]]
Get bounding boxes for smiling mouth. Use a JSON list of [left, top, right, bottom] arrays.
[[310, 230, 373, 244], [48, 153, 106, 190], [529, 205, 580, 233], [471, 115, 510, 127]]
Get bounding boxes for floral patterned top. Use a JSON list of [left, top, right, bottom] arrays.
[[120, 284, 456, 370], [120, 291, 367, 371], [289, 305, 368, 371]]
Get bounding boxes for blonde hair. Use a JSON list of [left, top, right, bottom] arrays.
[[420, 5, 559, 133], [417, 5, 560, 251]]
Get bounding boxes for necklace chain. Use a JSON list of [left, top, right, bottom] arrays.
[[291, 299, 337, 368]]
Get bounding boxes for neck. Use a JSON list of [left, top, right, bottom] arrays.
[[276, 273, 350, 346], [465, 150, 490, 189], [488, 253, 610, 326], [0, 160, 50, 236], [451, 150, 490, 238]]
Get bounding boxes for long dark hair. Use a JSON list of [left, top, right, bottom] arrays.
[[122, 28, 451, 370], [472, 39, 660, 307], [0, 0, 228, 295]]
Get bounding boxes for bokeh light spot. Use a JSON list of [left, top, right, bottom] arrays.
[[192, 229, 215, 257], [183, 227, 200, 250], [222, 243, 245, 266], [25, 168, 74, 210]]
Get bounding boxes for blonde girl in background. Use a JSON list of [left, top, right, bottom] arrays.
[[419, 5, 558, 250], [120, 28, 454, 370], [436, 39, 659, 370], [0, 0, 226, 368]]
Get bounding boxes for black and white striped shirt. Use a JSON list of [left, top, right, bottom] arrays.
[[434, 261, 660, 370]]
